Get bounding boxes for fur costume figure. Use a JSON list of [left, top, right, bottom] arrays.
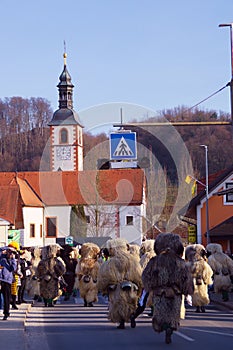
[[185, 244, 213, 312], [129, 240, 156, 328], [139, 239, 156, 270], [74, 242, 100, 307], [128, 244, 140, 262], [97, 238, 143, 329], [60, 245, 78, 301], [206, 243, 233, 301], [142, 233, 194, 344], [139, 240, 156, 309], [36, 244, 66, 306], [25, 246, 41, 301]]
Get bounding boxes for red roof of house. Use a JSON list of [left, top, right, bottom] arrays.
[[0, 185, 19, 223], [0, 169, 145, 207], [20, 169, 145, 205]]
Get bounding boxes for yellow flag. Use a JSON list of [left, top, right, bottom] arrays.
[[185, 175, 192, 184], [191, 181, 197, 196]]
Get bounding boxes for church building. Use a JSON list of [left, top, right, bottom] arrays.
[[0, 53, 147, 248]]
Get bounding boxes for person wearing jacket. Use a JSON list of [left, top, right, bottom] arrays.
[[0, 247, 17, 320]]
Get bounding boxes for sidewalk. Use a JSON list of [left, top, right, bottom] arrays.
[[0, 303, 31, 350]]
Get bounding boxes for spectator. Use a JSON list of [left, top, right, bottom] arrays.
[[0, 247, 17, 320]]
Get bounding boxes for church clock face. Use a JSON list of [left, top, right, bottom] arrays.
[[56, 146, 71, 160]]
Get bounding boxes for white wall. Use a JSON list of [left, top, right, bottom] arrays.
[[44, 206, 71, 245], [22, 207, 44, 247], [0, 220, 10, 246], [119, 205, 143, 245]]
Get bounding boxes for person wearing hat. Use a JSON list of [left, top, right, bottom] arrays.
[[8, 242, 21, 310], [0, 247, 17, 320]]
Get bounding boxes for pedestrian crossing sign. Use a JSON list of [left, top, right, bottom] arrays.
[[110, 132, 137, 160]]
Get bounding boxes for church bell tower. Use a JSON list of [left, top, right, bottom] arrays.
[[48, 52, 83, 171]]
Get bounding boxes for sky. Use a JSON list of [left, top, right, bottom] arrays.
[[1, 0, 233, 133]]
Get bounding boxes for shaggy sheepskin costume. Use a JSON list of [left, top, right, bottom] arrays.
[[74, 242, 100, 306], [97, 238, 143, 329], [25, 246, 41, 300], [142, 233, 194, 344], [139, 239, 156, 270], [128, 243, 140, 262], [185, 244, 213, 312], [206, 243, 233, 301], [36, 244, 66, 306]]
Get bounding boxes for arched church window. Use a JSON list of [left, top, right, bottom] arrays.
[[60, 128, 68, 144]]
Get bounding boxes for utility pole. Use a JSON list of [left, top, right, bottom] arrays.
[[219, 23, 233, 138]]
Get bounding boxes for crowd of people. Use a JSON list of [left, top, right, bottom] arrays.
[[0, 234, 233, 345]]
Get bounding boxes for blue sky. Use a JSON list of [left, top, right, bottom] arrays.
[[1, 0, 233, 132]]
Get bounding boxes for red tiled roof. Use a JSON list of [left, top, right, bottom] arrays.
[[0, 185, 19, 224], [16, 177, 43, 207], [18, 169, 145, 206]]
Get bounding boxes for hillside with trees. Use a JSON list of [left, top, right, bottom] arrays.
[[0, 97, 232, 179]]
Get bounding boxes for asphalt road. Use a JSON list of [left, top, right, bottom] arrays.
[[24, 297, 233, 350]]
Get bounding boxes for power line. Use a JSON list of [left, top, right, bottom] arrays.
[[184, 82, 230, 113]]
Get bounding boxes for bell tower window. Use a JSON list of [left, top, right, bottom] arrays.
[[60, 128, 68, 144]]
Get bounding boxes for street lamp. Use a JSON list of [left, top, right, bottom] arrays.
[[200, 144, 210, 244], [219, 23, 233, 136]]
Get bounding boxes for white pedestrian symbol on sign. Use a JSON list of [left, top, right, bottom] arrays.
[[113, 137, 133, 157]]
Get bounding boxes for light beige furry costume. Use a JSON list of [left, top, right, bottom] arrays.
[[139, 239, 155, 270], [74, 242, 100, 306], [139, 239, 155, 308], [97, 238, 143, 328], [185, 244, 213, 311], [26, 246, 41, 298], [206, 243, 233, 295], [128, 243, 140, 262]]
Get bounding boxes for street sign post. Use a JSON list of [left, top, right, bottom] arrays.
[[65, 236, 73, 246], [110, 132, 137, 160]]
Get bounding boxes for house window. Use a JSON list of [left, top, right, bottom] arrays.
[[30, 224, 35, 238], [85, 215, 90, 224], [225, 182, 233, 202], [40, 224, 43, 238], [60, 128, 68, 144], [126, 215, 134, 225], [46, 217, 57, 237]]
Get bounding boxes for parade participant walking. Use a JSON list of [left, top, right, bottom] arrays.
[[36, 244, 66, 307], [74, 242, 100, 307], [185, 244, 213, 312], [0, 247, 17, 320], [130, 239, 155, 327], [60, 245, 78, 301], [142, 233, 194, 344], [26, 246, 42, 302], [17, 249, 32, 304], [206, 243, 233, 302], [97, 238, 142, 329]]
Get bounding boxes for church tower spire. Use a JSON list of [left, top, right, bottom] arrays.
[[48, 51, 83, 172], [57, 52, 74, 109]]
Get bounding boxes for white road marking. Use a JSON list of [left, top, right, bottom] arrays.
[[175, 331, 195, 341], [185, 327, 233, 338]]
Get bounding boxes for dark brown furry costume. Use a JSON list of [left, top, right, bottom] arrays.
[[36, 244, 66, 306], [97, 238, 143, 329], [142, 233, 193, 344]]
